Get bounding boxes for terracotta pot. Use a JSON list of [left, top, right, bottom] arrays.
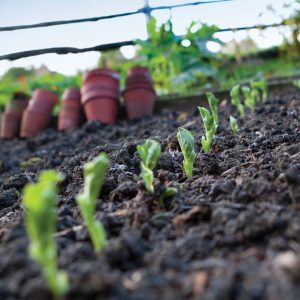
[[83, 97, 118, 124], [123, 87, 156, 120], [6, 92, 30, 115], [62, 88, 81, 101], [58, 88, 81, 131], [81, 87, 119, 104], [28, 89, 58, 113], [0, 111, 21, 139], [20, 107, 51, 138], [82, 68, 120, 94]]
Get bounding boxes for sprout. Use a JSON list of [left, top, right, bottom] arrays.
[[198, 107, 217, 153], [229, 115, 238, 134], [23, 170, 69, 299], [137, 139, 161, 194], [242, 86, 256, 112], [76, 153, 109, 253], [206, 92, 219, 125], [158, 186, 178, 208], [252, 80, 268, 102], [293, 80, 300, 89], [230, 84, 244, 118], [177, 127, 196, 177]]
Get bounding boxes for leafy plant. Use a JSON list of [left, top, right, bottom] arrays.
[[293, 79, 300, 88], [230, 84, 245, 117], [23, 170, 69, 299], [251, 80, 268, 102], [242, 86, 256, 112], [207, 92, 219, 124], [177, 127, 196, 177], [76, 153, 109, 253], [198, 107, 217, 153], [229, 115, 239, 134], [137, 139, 161, 194], [135, 17, 222, 94]]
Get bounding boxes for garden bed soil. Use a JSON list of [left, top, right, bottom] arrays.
[[0, 85, 300, 299]]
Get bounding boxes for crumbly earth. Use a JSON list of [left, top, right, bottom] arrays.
[[0, 85, 300, 300]]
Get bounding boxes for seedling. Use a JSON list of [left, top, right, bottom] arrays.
[[137, 139, 161, 194], [158, 186, 178, 208], [76, 153, 109, 253], [229, 115, 238, 134], [252, 80, 268, 102], [230, 84, 244, 118], [198, 107, 217, 153], [177, 127, 196, 177], [242, 86, 256, 112], [293, 80, 300, 89], [206, 92, 219, 125], [23, 170, 69, 299]]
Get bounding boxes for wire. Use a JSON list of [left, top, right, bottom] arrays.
[[0, 0, 232, 32], [0, 22, 286, 61]]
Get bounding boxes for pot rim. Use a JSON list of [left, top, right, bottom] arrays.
[[83, 68, 120, 83]]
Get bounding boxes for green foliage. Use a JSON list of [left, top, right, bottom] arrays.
[[229, 116, 238, 134], [135, 17, 221, 94], [137, 139, 161, 194], [293, 79, 300, 88], [198, 107, 217, 153], [76, 153, 109, 253], [177, 127, 196, 177], [0, 68, 81, 110], [251, 80, 268, 102], [23, 170, 68, 299], [207, 92, 219, 124], [242, 86, 256, 112], [230, 84, 245, 118]]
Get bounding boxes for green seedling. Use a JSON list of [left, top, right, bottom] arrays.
[[206, 92, 219, 125], [252, 80, 268, 102], [177, 127, 196, 177], [242, 86, 256, 112], [198, 107, 217, 153], [76, 153, 109, 253], [158, 186, 178, 208], [293, 80, 300, 89], [230, 84, 244, 118], [229, 115, 238, 134], [23, 170, 68, 299], [137, 139, 161, 194]]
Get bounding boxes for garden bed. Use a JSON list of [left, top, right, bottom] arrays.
[[0, 84, 300, 299]]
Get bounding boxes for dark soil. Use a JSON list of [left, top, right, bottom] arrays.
[[0, 85, 300, 300]]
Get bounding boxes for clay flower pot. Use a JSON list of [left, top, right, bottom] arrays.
[[0, 111, 20, 139], [123, 87, 156, 120], [6, 92, 30, 116], [0, 92, 30, 139], [82, 68, 120, 92], [20, 89, 58, 138], [28, 89, 58, 113], [81, 68, 120, 124], [84, 98, 118, 124], [58, 88, 81, 131], [20, 107, 51, 138], [123, 66, 156, 120]]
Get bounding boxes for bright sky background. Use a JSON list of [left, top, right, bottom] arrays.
[[0, 0, 296, 76]]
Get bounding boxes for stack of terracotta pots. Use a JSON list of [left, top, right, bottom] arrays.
[[0, 92, 29, 139], [81, 68, 120, 124], [20, 89, 58, 138], [58, 88, 81, 131], [123, 66, 156, 120]]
